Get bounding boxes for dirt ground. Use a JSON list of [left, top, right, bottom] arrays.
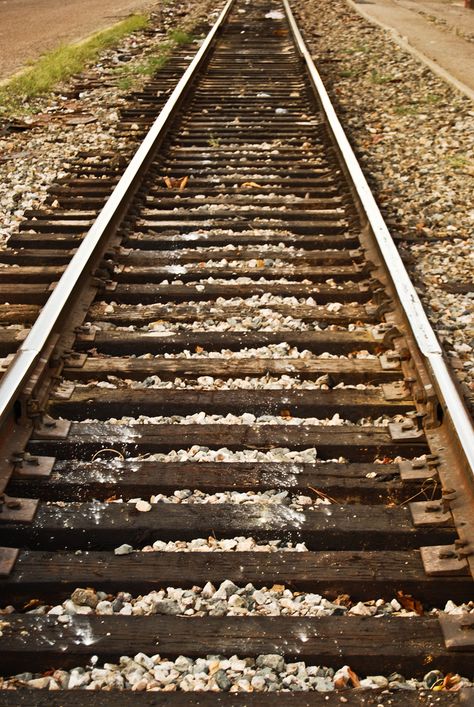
[[0, 0, 158, 81]]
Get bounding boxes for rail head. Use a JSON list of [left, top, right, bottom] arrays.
[[282, 0, 474, 481], [0, 0, 235, 431]]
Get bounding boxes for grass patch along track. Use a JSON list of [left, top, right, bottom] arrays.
[[0, 13, 149, 115]]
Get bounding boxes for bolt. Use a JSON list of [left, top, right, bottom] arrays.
[[426, 503, 442, 513], [24, 453, 39, 466], [457, 548, 471, 559], [401, 420, 415, 430], [441, 499, 451, 514], [439, 549, 456, 559], [442, 488, 456, 497]]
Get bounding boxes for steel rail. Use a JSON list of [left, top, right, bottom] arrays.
[[0, 0, 234, 430], [283, 0, 474, 474]]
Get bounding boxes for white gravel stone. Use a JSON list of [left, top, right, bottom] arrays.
[[135, 499, 152, 512], [8, 586, 473, 623], [293, 0, 474, 393], [83, 412, 402, 428], [75, 373, 376, 392], [114, 544, 133, 556], [2, 652, 472, 692]]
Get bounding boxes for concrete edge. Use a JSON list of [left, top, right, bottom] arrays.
[[345, 0, 474, 103]]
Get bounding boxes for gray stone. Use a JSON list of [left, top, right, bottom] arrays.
[[214, 669, 232, 691], [256, 654, 285, 673], [152, 599, 181, 616]]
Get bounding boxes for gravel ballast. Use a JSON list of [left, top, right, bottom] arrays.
[[292, 0, 474, 401], [0, 0, 224, 247], [0, 653, 471, 692]]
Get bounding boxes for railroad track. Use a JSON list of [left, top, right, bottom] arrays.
[[0, 0, 473, 703]]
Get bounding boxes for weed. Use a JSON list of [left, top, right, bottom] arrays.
[[339, 69, 358, 78], [121, 53, 169, 77], [448, 155, 468, 169], [424, 93, 442, 104], [394, 104, 419, 116], [112, 29, 193, 90], [344, 44, 370, 54], [370, 70, 394, 85], [116, 76, 133, 91], [0, 14, 148, 115], [168, 29, 194, 45]]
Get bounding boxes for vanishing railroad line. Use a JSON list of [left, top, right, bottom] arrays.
[[0, 0, 473, 703]]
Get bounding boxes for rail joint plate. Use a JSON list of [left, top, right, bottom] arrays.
[[399, 459, 438, 482], [34, 418, 71, 439], [381, 381, 411, 401], [0, 496, 38, 523], [420, 545, 469, 576], [379, 352, 401, 370], [388, 419, 425, 441], [0, 547, 19, 577], [439, 614, 474, 651], [13, 455, 55, 479], [410, 500, 453, 527], [63, 353, 88, 369]]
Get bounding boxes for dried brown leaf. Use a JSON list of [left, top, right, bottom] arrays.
[[334, 594, 352, 608], [163, 175, 189, 190], [347, 668, 360, 688], [22, 598, 42, 610], [442, 673, 462, 691], [396, 590, 424, 615]]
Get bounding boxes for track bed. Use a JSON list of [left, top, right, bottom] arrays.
[[0, 0, 473, 701]]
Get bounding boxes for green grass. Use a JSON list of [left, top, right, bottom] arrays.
[[448, 155, 469, 170], [118, 53, 169, 79], [425, 93, 442, 104], [394, 104, 419, 116], [113, 28, 194, 84], [168, 29, 194, 45], [370, 70, 395, 85], [343, 44, 370, 54], [0, 14, 148, 115], [339, 69, 359, 79]]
